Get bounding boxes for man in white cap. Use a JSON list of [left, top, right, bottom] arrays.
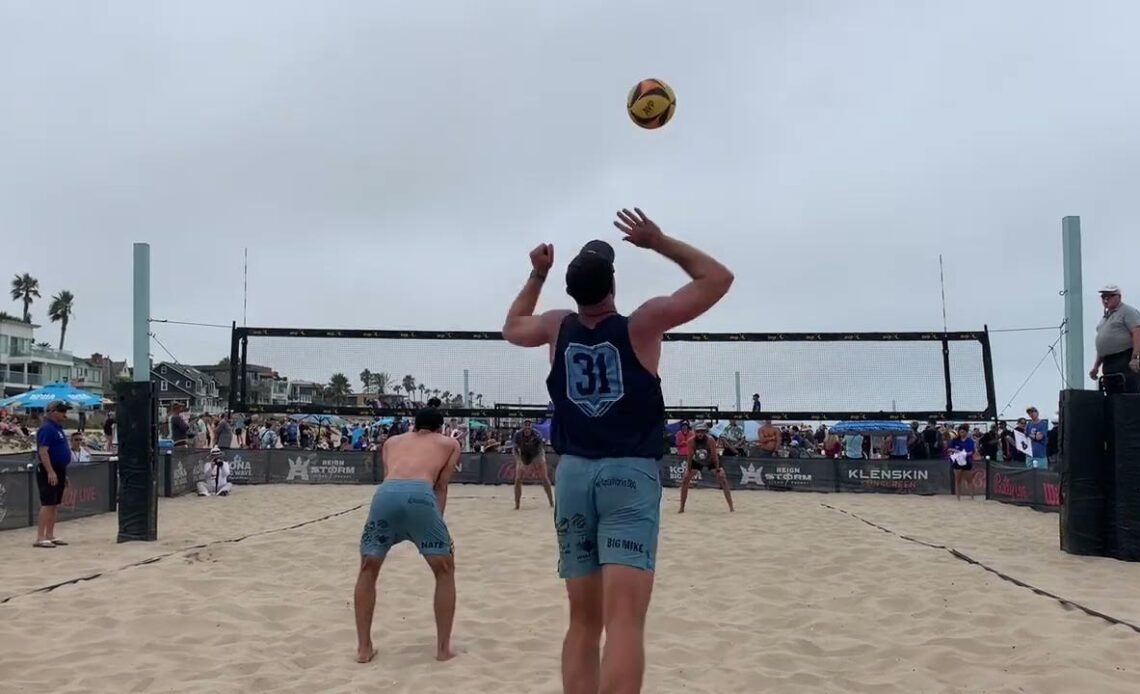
[[1090, 284, 1140, 394], [196, 447, 233, 497]]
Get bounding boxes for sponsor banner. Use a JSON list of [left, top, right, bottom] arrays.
[[987, 463, 1061, 512], [225, 450, 272, 485], [267, 450, 373, 484], [452, 453, 482, 484], [836, 460, 951, 495], [731, 458, 837, 493], [481, 453, 559, 485], [0, 468, 32, 530], [170, 449, 210, 497], [40, 462, 115, 522]]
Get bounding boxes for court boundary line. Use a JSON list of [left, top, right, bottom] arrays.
[[819, 502, 1140, 636]]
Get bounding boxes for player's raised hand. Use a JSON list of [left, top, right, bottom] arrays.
[[530, 243, 554, 274], [613, 208, 663, 249]]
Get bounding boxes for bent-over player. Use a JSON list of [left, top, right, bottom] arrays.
[[502, 207, 734, 693], [679, 422, 734, 513], [513, 419, 554, 509], [353, 406, 461, 664]]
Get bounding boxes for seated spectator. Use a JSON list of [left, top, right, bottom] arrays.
[[69, 432, 92, 463], [758, 420, 779, 458], [720, 419, 746, 457], [196, 447, 232, 497]]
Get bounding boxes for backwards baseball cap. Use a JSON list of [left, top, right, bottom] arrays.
[[565, 240, 615, 306], [46, 400, 72, 413]]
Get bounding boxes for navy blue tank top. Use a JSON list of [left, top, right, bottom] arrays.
[[546, 313, 665, 459]]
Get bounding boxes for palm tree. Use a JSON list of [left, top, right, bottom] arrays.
[[360, 368, 373, 391], [418, 384, 426, 401], [402, 374, 416, 396], [441, 391, 452, 404], [10, 273, 40, 322], [48, 290, 75, 350], [392, 385, 402, 397], [327, 372, 351, 405], [476, 393, 484, 406], [371, 371, 391, 394], [432, 388, 441, 399], [217, 357, 231, 367]]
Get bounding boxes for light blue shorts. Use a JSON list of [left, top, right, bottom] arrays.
[[554, 455, 662, 579], [360, 479, 452, 558]]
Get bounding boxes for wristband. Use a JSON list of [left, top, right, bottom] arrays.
[[530, 270, 547, 282]]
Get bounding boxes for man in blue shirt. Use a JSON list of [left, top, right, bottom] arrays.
[[34, 400, 74, 548], [1025, 406, 1049, 469]]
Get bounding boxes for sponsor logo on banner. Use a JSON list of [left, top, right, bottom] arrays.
[[667, 463, 698, 483], [173, 461, 188, 490], [229, 454, 251, 483], [0, 481, 7, 524], [845, 465, 932, 491], [992, 472, 1032, 501], [287, 455, 356, 483], [61, 484, 98, 510], [741, 463, 816, 488], [739, 463, 763, 486], [1041, 480, 1061, 506]]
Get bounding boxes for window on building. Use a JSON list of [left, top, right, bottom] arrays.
[[161, 381, 168, 392]]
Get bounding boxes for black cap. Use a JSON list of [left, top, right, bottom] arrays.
[[565, 240, 615, 306]]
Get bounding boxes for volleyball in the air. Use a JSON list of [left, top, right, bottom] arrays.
[[626, 78, 676, 129]]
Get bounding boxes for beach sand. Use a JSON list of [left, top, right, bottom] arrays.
[[1, 484, 1137, 693]]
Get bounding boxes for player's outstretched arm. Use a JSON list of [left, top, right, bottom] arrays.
[[616, 208, 734, 336], [503, 243, 569, 347]]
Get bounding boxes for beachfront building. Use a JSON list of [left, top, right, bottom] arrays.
[[0, 316, 74, 397], [288, 380, 321, 405], [70, 356, 106, 398], [192, 362, 281, 409], [151, 361, 222, 413]]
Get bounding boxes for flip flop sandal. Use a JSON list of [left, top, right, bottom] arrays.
[[48, 539, 68, 546], [33, 540, 56, 548]]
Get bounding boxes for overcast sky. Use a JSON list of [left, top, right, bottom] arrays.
[[3, 1, 1138, 419]]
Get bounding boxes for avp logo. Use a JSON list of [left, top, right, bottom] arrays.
[[564, 342, 625, 417], [739, 463, 764, 486], [172, 461, 187, 489], [287, 455, 311, 481]]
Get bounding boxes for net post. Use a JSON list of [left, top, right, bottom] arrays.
[[734, 371, 742, 411], [463, 369, 470, 406], [941, 333, 954, 414], [981, 325, 999, 420], [228, 322, 239, 411], [1061, 216, 1085, 390], [239, 332, 249, 407]]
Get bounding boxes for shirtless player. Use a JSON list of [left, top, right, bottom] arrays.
[[354, 406, 461, 664], [503, 208, 733, 693], [678, 421, 734, 513]]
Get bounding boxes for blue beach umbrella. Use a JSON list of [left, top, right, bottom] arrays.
[[829, 421, 914, 437], [0, 381, 104, 410]]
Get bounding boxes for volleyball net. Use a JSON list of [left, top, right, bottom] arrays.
[[228, 326, 997, 422]]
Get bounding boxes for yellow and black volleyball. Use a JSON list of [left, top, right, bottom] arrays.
[[626, 78, 676, 130]]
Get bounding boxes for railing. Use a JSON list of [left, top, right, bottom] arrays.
[[0, 369, 43, 386], [8, 344, 73, 362]]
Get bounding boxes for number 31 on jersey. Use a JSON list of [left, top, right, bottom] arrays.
[[564, 342, 626, 417]]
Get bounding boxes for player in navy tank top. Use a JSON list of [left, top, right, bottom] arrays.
[[503, 208, 734, 693]]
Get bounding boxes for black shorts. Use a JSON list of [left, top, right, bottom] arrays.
[[516, 449, 545, 466], [36, 465, 68, 506], [688, 458, 719, 472]]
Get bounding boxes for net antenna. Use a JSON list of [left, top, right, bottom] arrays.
[[228, 326, 998, 423]]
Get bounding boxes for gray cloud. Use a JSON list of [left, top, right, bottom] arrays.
[[3, 0, 1138, 416]]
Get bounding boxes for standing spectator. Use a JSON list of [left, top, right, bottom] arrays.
[[34, 401, 73, 548], [908, 422, 930, 460], [979, 425, 1000, 461], [888, 430, 910, 460], [1089, 284, 1140, 394], [757, 420, 779, 458], [215, 413, 234, 449], [824, 434, 842, 458], [1005, 418, 1029, 465], [751, 393, 762, 412], [843, 433, 865, 460], [1025, 407, 1049, 469], [260, 420, 279, 449], [674, 421, 693, 457], [922, 418, 943, 459], [948, 424, 978, 500], [170, 403, 190, 447], [101, 413, 116, 452]]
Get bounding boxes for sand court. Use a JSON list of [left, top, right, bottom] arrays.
[[1, 484, 1137, 693]]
